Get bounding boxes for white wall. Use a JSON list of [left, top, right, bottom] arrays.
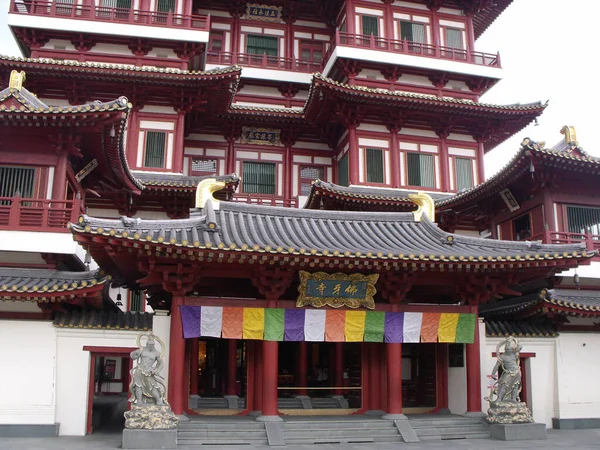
[[555, 333, 600, 420], [0, 321, 56, 425]]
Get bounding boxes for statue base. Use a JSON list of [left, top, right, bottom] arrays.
[[489, 423, 546, 441], [486, 401, 534, 424], [124, 405, 180, 430], [122, 429, 177, 449]]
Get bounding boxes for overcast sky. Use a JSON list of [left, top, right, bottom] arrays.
[[1, 0, 597, 179]]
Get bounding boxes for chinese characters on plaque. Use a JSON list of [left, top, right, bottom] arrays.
[[245, 4, 282, 22], [241, 127, 281, 146], [297, 271, 379, 309]]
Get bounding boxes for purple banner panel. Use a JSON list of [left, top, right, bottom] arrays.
[[384, 312, 404, 343], [180, 305, 201, 338], [284, 309, 305, 341]]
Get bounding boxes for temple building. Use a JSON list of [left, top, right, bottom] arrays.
[[1, 0, 600, 443]]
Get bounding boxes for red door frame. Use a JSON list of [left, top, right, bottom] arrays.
[[83, 346, 137, 435]]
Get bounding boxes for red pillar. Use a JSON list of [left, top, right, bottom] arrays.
[[476, 141, 485, 183], [168, 295, 186, 415], [226, 339, 238, 396], [173, 111, 185, 174], [348, 126, 359, 185], [52, 150, 68, 200], [254, 341, 263, 412], [260, 299, 279, 418], [466, 311, 482, 413], [440, 137, 450, 192], [388, 125, 400, 188], [297, 341, 308, 395], [436, 344, 449, 411], [225, 135, 236, 174], [385, 343, 403, 416], [334, 342, 344, 395], [284, 145, 293, 204], [369, 344, 380, 411], [190, 338, 199, 396], [246, 341, 255, 411]]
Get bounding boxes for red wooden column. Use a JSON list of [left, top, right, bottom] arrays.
[[383, 342, 403, 418], [348, 126, 359, 185], [254, 341, 264, 412], [436, 344, 449, 412], [476, 141, 485, 184], [387, 124, 401, 188], [225, 134, 237, 175], [333, 342, 344, 395], [297, 341, 308, 395], [466, 310, 482, 413], [168, 295, 186, 415], [52, 150, 68, 200], [190, 338, 199, 396], [173, 111, 185, 174], [226, 339, 238, 396], [369, 344, 381, 411], [261, 299, 280, 419], [435, 129, 451, 192]]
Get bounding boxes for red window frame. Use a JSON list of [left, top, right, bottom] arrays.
[[299, 165, 327, 196]]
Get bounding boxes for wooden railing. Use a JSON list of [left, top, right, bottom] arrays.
[[324, 30, 501, 68], [206, 51, 321, 73], [9, 0, 210, 31], [234, 194, 298, 208], [0, 196, 81, 232], [548, 231, 600, 252]]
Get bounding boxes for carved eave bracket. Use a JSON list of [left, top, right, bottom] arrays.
[[252, 266, 295, 301]]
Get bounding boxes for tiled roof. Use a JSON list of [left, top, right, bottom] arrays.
[[0, 268, 107, 301], [135, 172, 240, 190], [53, 310, 153, 331], [485, 319, 557, 338], [544, 288, 600, 314], [304, 180, 453, 210], [70, 200, 591, 267]]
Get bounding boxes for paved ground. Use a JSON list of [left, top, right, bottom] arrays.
[[1, 428, 600, 450]]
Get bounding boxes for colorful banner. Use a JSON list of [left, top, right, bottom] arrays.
[[180, 306, 476, 344]]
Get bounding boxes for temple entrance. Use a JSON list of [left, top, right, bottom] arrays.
[[402, 344, 437, 411]]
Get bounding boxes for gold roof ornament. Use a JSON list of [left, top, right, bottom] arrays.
[[560, 125, 578, 145], [9, 70, 26, 91], [195, 178, 226, 209], [408, 192, 435, 222]]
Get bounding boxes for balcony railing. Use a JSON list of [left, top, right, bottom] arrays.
[[0, 196, 81, 232], [324, 31, 501, 68], [9, 0, 210, 31], [548, 231, 600, 252], [206, 51, 321, 73], [234, 194, 298, 208]]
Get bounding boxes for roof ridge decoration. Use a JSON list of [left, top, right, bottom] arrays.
[[560, 125, 578, 146], [196, 178, 226, 210], [9, 70, 25, 91], [409, 192, 435, 222]]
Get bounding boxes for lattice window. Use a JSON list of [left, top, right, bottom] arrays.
[[407, 153, 434, 188], [455, 157, 473, 191], [144, 131, 166, 168], [242, 162, 276, 194], [0, 166, 35, 205], [157, 0, 175, 12], [300, 166, 324, 195], [191, 158, 218, 175], [567, 206, 600, 235], [129, 290, 144, 312], [366, 148, 384, 183], [362, 15, 379, 36], [246, 35, 278, 57]]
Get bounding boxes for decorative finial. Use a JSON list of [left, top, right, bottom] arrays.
[[408, 192, 435, 222], [560, 125, 578, 146], [195, 178, 226, 209], [9, 70, 26, 91]]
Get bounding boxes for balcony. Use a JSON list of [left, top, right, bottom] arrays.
[[8, 0, 210, 43], [234, 194, 298, 208], [322, 31, 502, 80], [0, 197, 82, 233]]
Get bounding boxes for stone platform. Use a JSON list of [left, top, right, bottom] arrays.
[[489, 422, 547, 441], [486, 401, 534, 424], [122, 429, 177, 449]]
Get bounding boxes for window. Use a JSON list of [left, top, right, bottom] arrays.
[[144, 131, 166, 168], [100, 0, 131, 8], [0, 166, 35, 204], [156, 0, 175, 12], [300, 166, 324, 195], [445, 28, 463, 49], [129, 290, 144, 312], [246, 35, 278, 57], [191, 158, 218, 176], [513, 214, 532, 241], [337, 154, 349, 187], [242, 162, 276, 194], [300, 41, 323, 62], [400, 21, 426, 43], [56, 0, 75, 15], [210, 31, 223, 52], [455, 157, 473, 191], [567, 206, 600, 235], [362, 15, 379, 36], [366, 148, 384, 183], [407, 153, 434, 188]]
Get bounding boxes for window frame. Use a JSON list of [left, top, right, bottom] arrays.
[[405, 152, 436, 189], [361, 15, 379, 37], [453, 156, 475, 192], [240, 160, 277, 195], [299, 165, 327, 196], [337, 153, 349, 187], [245, 33, 279, 57], [365, 147, 385, 184], [128, 289, 146, 312], [299, 40, 324, 62], [190, 157, 219, 177], [209, 30, 224, 52], [143, 130, 167, 169]]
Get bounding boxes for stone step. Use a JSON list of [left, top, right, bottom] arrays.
[[178, 430, 267, 438], [283, 428, 400, 439], [281, 420, 393, 430], [178, 438, 269, 446], [419, 431, 491, 441], [415, 425, 488, 436], [179, 422, 266, 431], [410, 418, 485, 427]]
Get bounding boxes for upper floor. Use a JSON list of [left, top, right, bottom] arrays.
[[8, 0, 504, 96]]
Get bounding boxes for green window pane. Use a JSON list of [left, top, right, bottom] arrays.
[[407, 153, 434, 188], [455, 157, 473, 191], [130, 290, 143, 312], [567, 206, 600, 235], [0, 166, 35, 200], [338, 154, 349, 187], [362, 15, 378, 36], [246, 34, 278, 57], [242, 161, 276, 194], [366, 148, 384, 183], [157, 0, 175, 12], [144, 131, 166, 168]]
